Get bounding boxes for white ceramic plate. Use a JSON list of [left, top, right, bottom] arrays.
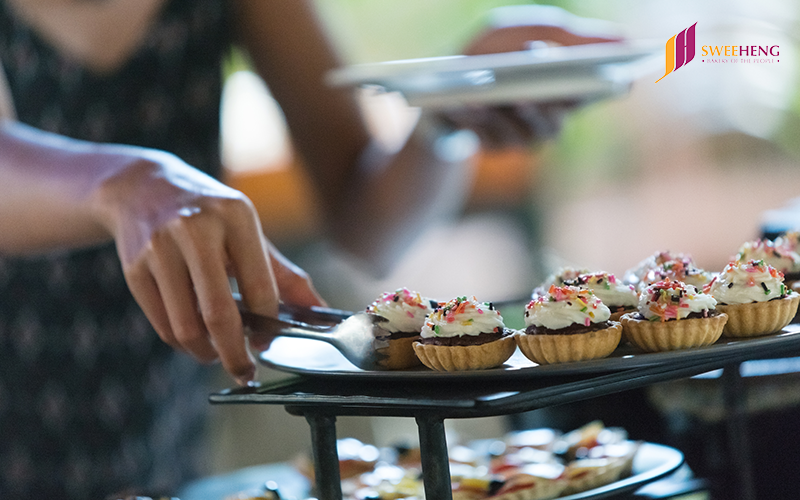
[[327, 40, 661, 108], [179, 441, 684, 500]]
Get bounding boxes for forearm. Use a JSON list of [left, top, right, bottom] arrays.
[[329, 114, 479, 271], [0, 120, 160, 253]]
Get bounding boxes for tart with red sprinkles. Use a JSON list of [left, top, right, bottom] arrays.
[[620, 279, 726, 352], [413, 296, 515, 371], [517, 286, 622, 365]]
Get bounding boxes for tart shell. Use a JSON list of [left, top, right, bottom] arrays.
[[715, 294, 800, 337], [515, 322, 622, 365], [620, 313, 727, 352], [413, 334, 516, 371], [375, 335, 423, 370]]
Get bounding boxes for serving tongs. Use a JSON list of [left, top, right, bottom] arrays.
[[236, 295, 393, 371]]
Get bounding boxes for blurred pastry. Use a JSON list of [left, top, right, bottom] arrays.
[[734, 238, 800, 288], [622, 250, 694, 288], [487, 468, 567, 500], [637, 257, 714, 292], [532, 266, 590, 298]]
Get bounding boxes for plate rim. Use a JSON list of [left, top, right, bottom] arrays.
[[327, 39, 662, 88]]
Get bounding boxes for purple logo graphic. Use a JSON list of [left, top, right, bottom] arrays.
[[656, 23, 697, 82]]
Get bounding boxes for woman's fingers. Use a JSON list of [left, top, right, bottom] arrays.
[[464, 25, 621, 55], [223, 201, 280, 317], [106, 157, 324, 385], [124, 257, 178, 349], [147, 226, 220, 364], [171, 200, 259, 385]]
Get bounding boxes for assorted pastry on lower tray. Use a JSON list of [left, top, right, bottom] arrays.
[[360, 230, 800, 372], [285, 421, 642, 500]]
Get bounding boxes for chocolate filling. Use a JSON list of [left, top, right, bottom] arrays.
[[378, 331, 420, 340], [525, 321, 613, 336], [419, 328, 512, 346], [629, 310, 720, 321]]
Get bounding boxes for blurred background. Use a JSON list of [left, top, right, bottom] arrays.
[[205, 0, 800, 485]]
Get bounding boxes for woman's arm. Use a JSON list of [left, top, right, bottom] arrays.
[[231, 0, 479, 272], [0, 121, 322, 384]]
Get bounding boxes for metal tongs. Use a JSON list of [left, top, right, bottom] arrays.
[[236, 295, 393, 371]]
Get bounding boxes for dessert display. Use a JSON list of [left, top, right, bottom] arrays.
[[516, 285, 622, 365], [620, 279, 727, 352], [705, 259, 800, 337], [413, 296, 516, 371], [365, 288, 435, 369], [734, 238, 800, 287], [562, 271, 638, 321], [293, 422, 640, 500]]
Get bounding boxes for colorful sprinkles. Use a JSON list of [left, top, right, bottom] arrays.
[[424, 296, 502, 336], [642, 278, 707, 323], [367, 288, 430, 314]]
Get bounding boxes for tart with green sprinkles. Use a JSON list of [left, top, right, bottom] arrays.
[[620, 279, 726, 352], [413, 296, 515, 371], [517, 285, 622, 365], [705, 259, 799, 337]]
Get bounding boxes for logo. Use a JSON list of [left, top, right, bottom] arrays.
[[655, 23, 697, 82]]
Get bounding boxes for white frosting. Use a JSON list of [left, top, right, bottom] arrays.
[[736, 239, 800, 275], [566, 272, 638, 308], [638, 280, 716, 321], [366, 288, 433, 333], [525, 286, 611, 330], [708, 260, 788, 305], [420, 296, 505, 338]]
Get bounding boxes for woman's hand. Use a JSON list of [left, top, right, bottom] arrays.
[[440, 5, 623, 149], [94, 153, 324, 385]]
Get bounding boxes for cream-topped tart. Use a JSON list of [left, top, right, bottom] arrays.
[[621, 279, 726, 352], [413, 296, 516, 371], [706, 259, 799, 337], [516, 285, 622, 365], [365, 288, 435, 369]]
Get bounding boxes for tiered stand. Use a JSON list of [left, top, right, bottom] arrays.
[[211, 326, 800, 500]]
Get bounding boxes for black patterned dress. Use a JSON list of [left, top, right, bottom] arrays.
[[0, 1, 232, 498]]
